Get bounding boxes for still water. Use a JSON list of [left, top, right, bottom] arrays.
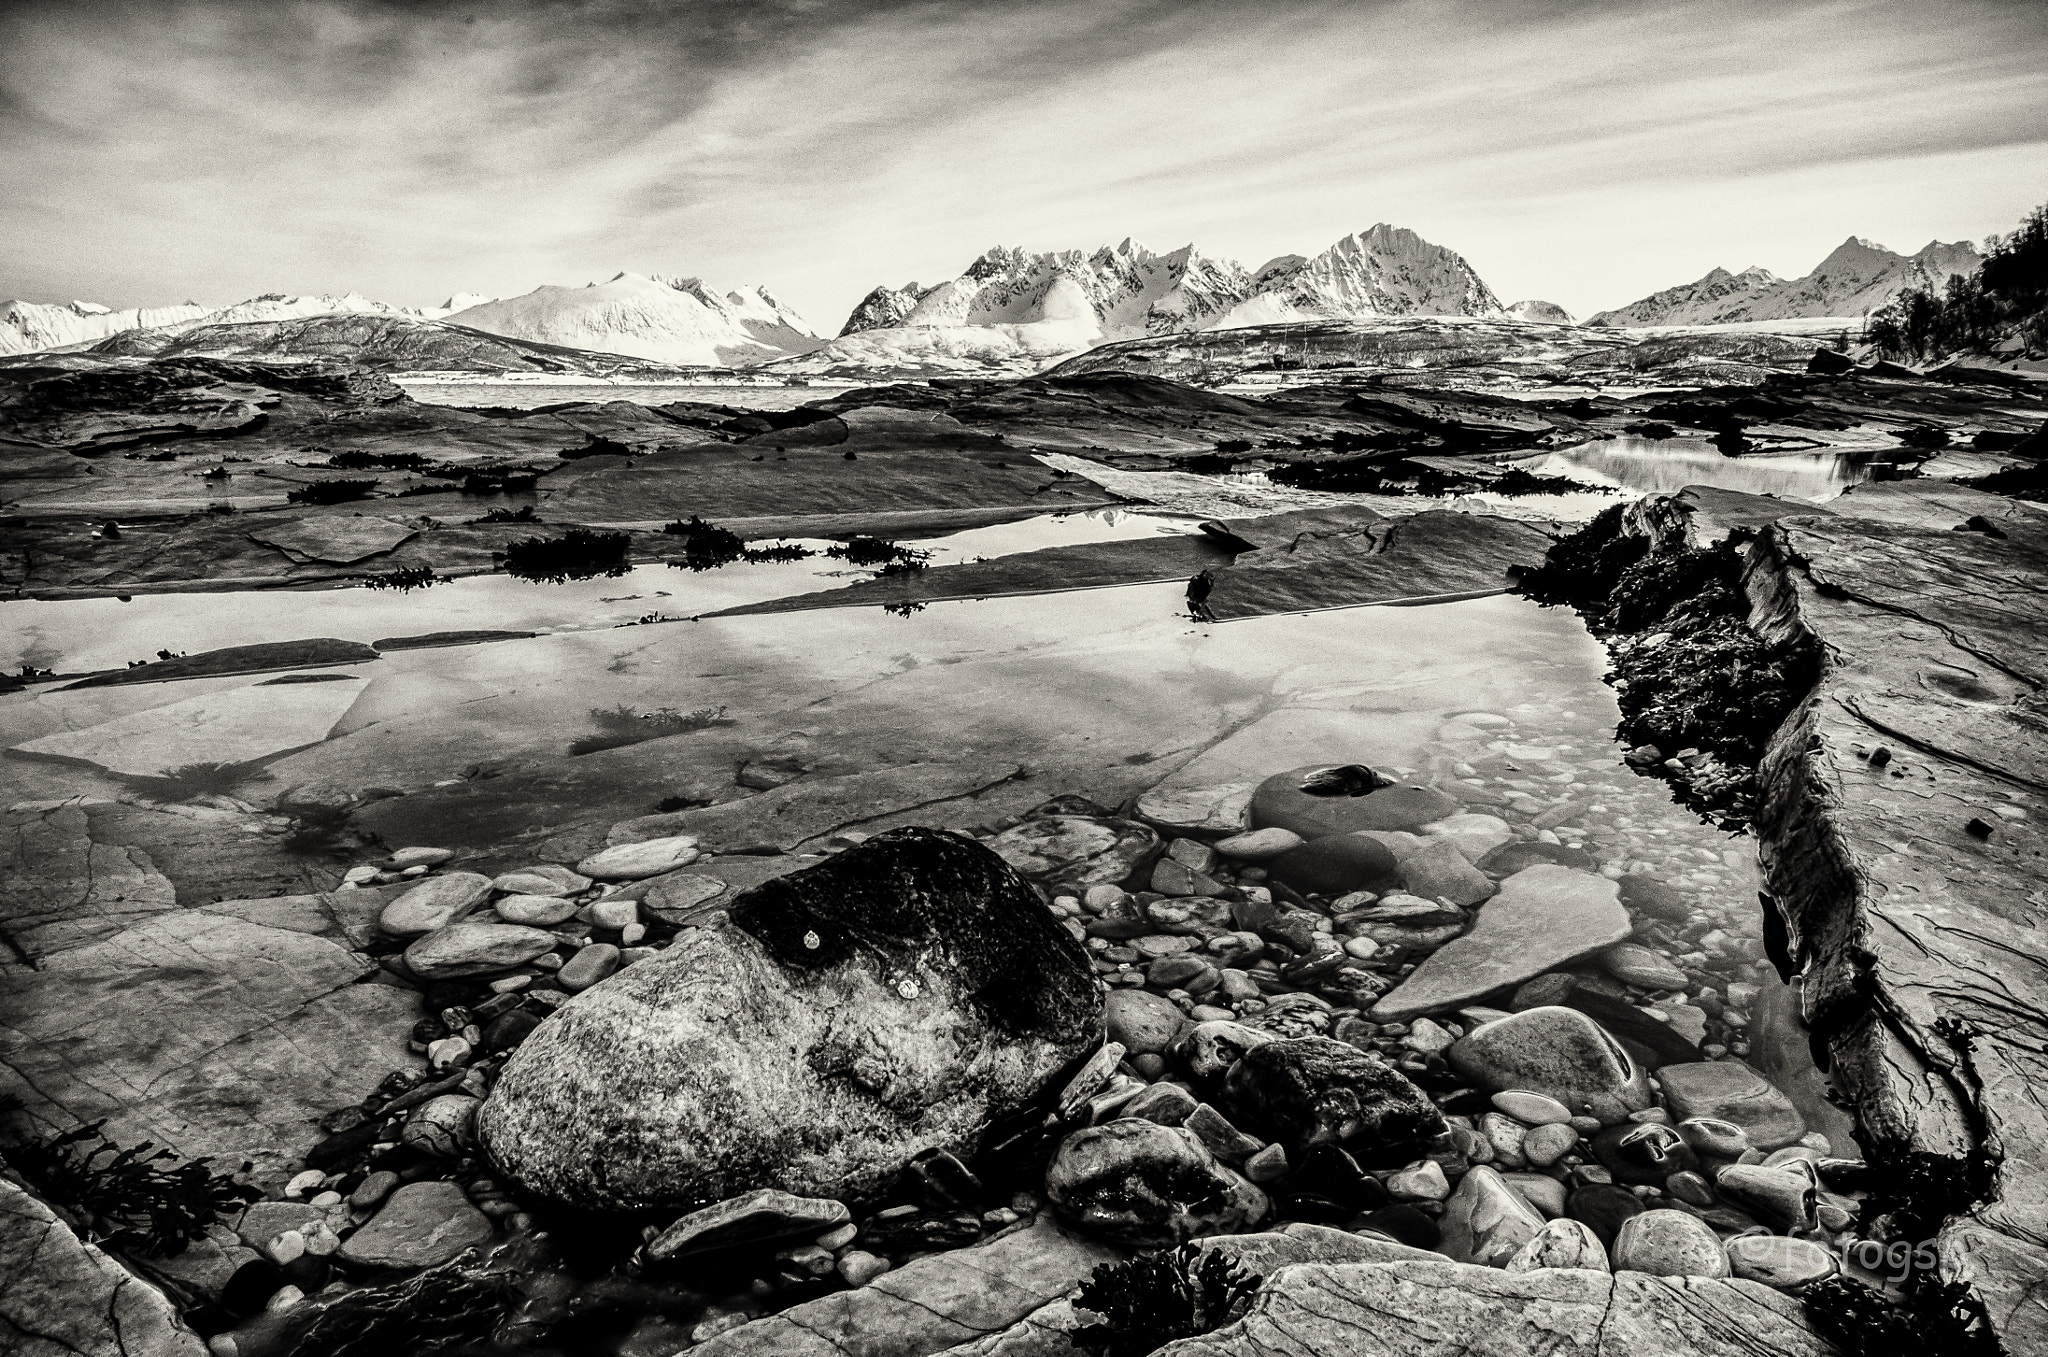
[[1521, 436, 1877, 502]]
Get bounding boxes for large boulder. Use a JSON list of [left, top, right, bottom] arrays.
[[1371, 867, 1632, 1021], [476, 828, 1101, 1211], [1251, 767, 1460, 838], [1046, 1118, 1268, 1247], [1222, 1037, 1446, 1166]]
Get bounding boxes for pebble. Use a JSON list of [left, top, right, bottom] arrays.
[[1244, 1143, 1290, 1182], [591, 898, 640, 930], [1505, 1217, 1609, 1273], [350, 1171, 399, 1209], [383, 847, 455, 870], [1522, 1122, 1579, 1167], [379, 872, 493, 936], [838, 1251, 890, 1286], [577, 835, 701, 880], [496, 894, 579, 926], [1215, 827, 1306, 860], [284, 1169, 326, 1199], [1610, 1209, 1730, 1278], [558, 943, 622, 992], [492, 865, 591, 897], [1727, 1234, 1838, 1289], [1601, 942, 1689, 990], [1492, 1090, 1574, 1126], [1385, 1161, 1450, 1202]]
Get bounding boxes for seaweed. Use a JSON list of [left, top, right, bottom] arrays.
[[503, 530, 632, 583], [360, 565, 440, 591], [286, 478, 380, 506], [271, 1252, 515, 1357], [1069, 1244, 1262, 1357], [827, 535, 930, 569], [110, 760, 263, 803], [569, 703, 731, 755], [0, 1118, 259, 1258], [1804, 1276, 2001, 1357]]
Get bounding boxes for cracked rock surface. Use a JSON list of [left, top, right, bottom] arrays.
[[0, 1174, 206, 1357]]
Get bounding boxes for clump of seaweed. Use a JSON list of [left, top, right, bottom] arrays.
[[360, 565, 439, 591], [270, 1252, 516, 1357], [286, 478, 380, 506], [569, 703, 731, 756], [0, 1118, 259, 1258], [828, 536, 930, 569], [1069, 1244, 1262, 1357], [1804, 1276, 2000, 1357], [503, 530, 632, 583]]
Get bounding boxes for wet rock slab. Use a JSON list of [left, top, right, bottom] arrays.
[[0, 1176, 206, 1357]]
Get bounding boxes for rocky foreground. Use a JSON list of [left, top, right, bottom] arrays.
[[4, 354, 2047, 1357]]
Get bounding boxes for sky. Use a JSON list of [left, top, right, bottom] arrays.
[[4, 0, 2047, 330]]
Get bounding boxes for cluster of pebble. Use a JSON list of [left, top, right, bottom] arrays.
[[196, 704, 1876, 1354]]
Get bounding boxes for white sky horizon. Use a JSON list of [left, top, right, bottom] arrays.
[[4, 0, 2045, 331]]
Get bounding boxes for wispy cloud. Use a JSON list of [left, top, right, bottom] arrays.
[[2, 0, 2044, 325]]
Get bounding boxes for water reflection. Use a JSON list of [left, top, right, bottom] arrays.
[[1518, 436, 1877, 502]]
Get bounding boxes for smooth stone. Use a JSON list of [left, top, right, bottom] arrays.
[[1222, 1037, 1446, 1165], [1418, 813, 1515, 863], [640, 872, 730, 924], [1123, 1082, 1199, 1126], [477, 828, 1101, 1211], [1505, 1217, 1610, 1273], [1493, 1090, 1574, 1126], [1590, 1122, 1697, 1186], [1136, 782, 1255, 834], [1170, 1020, 1278, 1081], [1656, 1063, 1807, 1151], [378, 872, 492, 937], [1251, 766, 1461, 837], [1609, 1209, 1730, 1279], [1677, 1117, 1751, 1159], [558, 943, 621, 992], [336, 1181, 494, 1270], [1106, 988, 1188, 1055], [1618, 874, 1692, 923], [1481, 1112, 1529, 1169], [1151, 858, 1225, 897], [1666, 1170, 1716, 1208], [645, 1189, 851, 1261], [1057, 1043, 1128, 1119], [1045, 1119, 1267, 1247], [1395, 836, 1498, 907], [1446, 1006, 1652, 1123], [491, 865, 590, 898], [578, 835, 701, 880], [350, 1171, 399, 1209], [1712, 1165, 1818, 1232], [1601, 943, 1689, 990], [591, 898, 640, 930], [1726, 1234, 1838, 1289], [1385, 1160, 1450, 1201], [401, 1094, 480, 1157], [1268, 835, 1400, 898], [984, 814, 1161, 891], [1501, 1172, 1568, 1219], [1439, 1165, 1546, 1267], [1185, 1103, 1265, 1163], [1215, 828, 1306, 861], [1374, 868, 1632, 1022], [1477, 841, 1600, 876], [1567, 1183, 1645, 1249], [403, 923, 558, 980], [495, 894, 579, 926], [384, 847, 455, 870], [1523, 1122, 1581, 1167]]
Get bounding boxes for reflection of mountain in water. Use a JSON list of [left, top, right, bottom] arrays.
[[1520, 437, 1874, 501]]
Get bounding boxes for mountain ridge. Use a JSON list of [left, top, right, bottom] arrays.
[[1589, 237, 1983, 326]]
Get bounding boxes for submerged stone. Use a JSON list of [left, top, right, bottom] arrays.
[[1045, 1118, 1267, 1247], [1222, 1036, 1446, 1165], [476, 827, 1101, 1212]]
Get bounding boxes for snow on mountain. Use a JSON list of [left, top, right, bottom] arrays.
[[445, 272, 821, 367], [1208, 225, 1503, 327], [799, 227, 1499, 375], [1507, 299, 1575, 325], [1, 298, 212, 356], [1588, 238, 1984, 327], [838, 283, 932, 336], [422, 292, 497, 318]]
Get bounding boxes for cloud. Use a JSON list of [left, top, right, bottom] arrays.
[[1, 0, 2044, 327]]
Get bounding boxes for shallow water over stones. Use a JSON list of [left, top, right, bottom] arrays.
[[1518, 436, 1881, 502]]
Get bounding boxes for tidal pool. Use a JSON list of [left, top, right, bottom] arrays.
[[1520, 436, 1879, 501], [397, 381, 834, 411]]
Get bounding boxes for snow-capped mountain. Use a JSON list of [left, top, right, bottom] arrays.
[[1588, 238, 1984, 327], [1210, 225, 1503, 327], [797, 226, 1501, 376], [2, 292, 437, 357], [1507, 299, 1575, 325], [445, 272, 821, 367], [1, 298, 211, 356]]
